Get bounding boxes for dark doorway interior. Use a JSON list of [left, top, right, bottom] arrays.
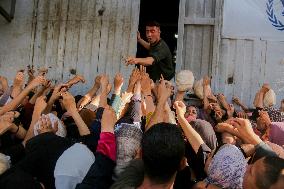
[[137, 0, 180, 63]]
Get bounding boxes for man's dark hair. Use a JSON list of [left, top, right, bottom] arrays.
[[256, 156, 284, 189], [142, 123, 185, 184], [145, 21, 160, 28]]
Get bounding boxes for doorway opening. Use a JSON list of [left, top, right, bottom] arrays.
[[137, 0, 180, 65]]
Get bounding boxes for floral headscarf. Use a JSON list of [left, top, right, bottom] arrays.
[[205, 144, 247, 189]]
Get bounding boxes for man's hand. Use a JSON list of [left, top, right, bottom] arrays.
[[126, 56, 138, 66], [137, 31, 141, 41]]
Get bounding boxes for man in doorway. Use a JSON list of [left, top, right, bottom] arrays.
[[126, 21, 175, 81]]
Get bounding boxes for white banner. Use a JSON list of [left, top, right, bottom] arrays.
[[222, 0, 284, 40]]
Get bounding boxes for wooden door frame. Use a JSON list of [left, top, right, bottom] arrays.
[[176, 0, 223, 92]]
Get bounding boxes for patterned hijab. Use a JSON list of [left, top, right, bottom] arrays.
[[205, 144, 247, 189]]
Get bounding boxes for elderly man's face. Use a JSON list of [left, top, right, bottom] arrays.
[[243, 158, 266, 189]]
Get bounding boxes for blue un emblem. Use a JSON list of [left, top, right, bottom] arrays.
[[266, 0, 284, 30]]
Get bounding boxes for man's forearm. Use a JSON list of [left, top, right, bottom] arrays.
[[136, 57, 154, 66], [138, 38, 150, 50]]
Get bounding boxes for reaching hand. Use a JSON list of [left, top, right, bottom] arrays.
[[140, 66, 152, 95], [157, 79, 172, 104], [125, 56, 138, 66], [174, 101, 186, 118], [0, 111, 16, 134], [134, 80, 141, 95], [50, 83, 68, 100], [232, 96, 241, 105], [61, 92, 77, 112], [202, 75, 210, 86], [100, 75, 109, 92], [77, 96, 91, 111], [127, 68, 140, 92], [258, 110, 271, 125], [27, 65, 35, 78], [38, 67, 48, 76], [34, 96, 47, 114], [230, 118, 262, 145], [237, 111, 248, 119], [114, 73, 124, 93], [66, 75, 85, 88], [29, 76, 47, 89], [260, 83, 270, 93], [13, 71, 25, 87]]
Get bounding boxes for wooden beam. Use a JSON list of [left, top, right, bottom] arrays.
[[184, 17, 215, 25]]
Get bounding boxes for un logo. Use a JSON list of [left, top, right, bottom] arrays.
[[266, 0, 284, 30]]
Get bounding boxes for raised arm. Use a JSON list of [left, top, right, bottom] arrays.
[[62, 92, 90, 136], [146, 79, 172, 130], [77, 75, 101, 110], [174, 101, 205, 154], [232, 96, 249, 112], [0, 76, 46, 116], [137, 31, 150, 50]]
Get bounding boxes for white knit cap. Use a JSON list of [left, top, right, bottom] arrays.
[[264, 89, 276, 107], [176, 70, 194, 91]]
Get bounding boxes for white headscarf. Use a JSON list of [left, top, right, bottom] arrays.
[[33, 113, 67, 137]]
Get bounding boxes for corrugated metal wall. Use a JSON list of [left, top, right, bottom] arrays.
[[0, 0, 140, 95]]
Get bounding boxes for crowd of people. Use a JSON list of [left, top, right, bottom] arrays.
[[0, 21, 283, 189], [0, 63, 283, 189]]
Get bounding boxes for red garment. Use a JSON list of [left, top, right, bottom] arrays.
[[96, 132, 116, 161]]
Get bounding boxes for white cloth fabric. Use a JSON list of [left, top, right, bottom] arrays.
[[54, 143, 95, 189]]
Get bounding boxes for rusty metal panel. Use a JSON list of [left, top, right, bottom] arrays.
[[0, 0, 139, 95]]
